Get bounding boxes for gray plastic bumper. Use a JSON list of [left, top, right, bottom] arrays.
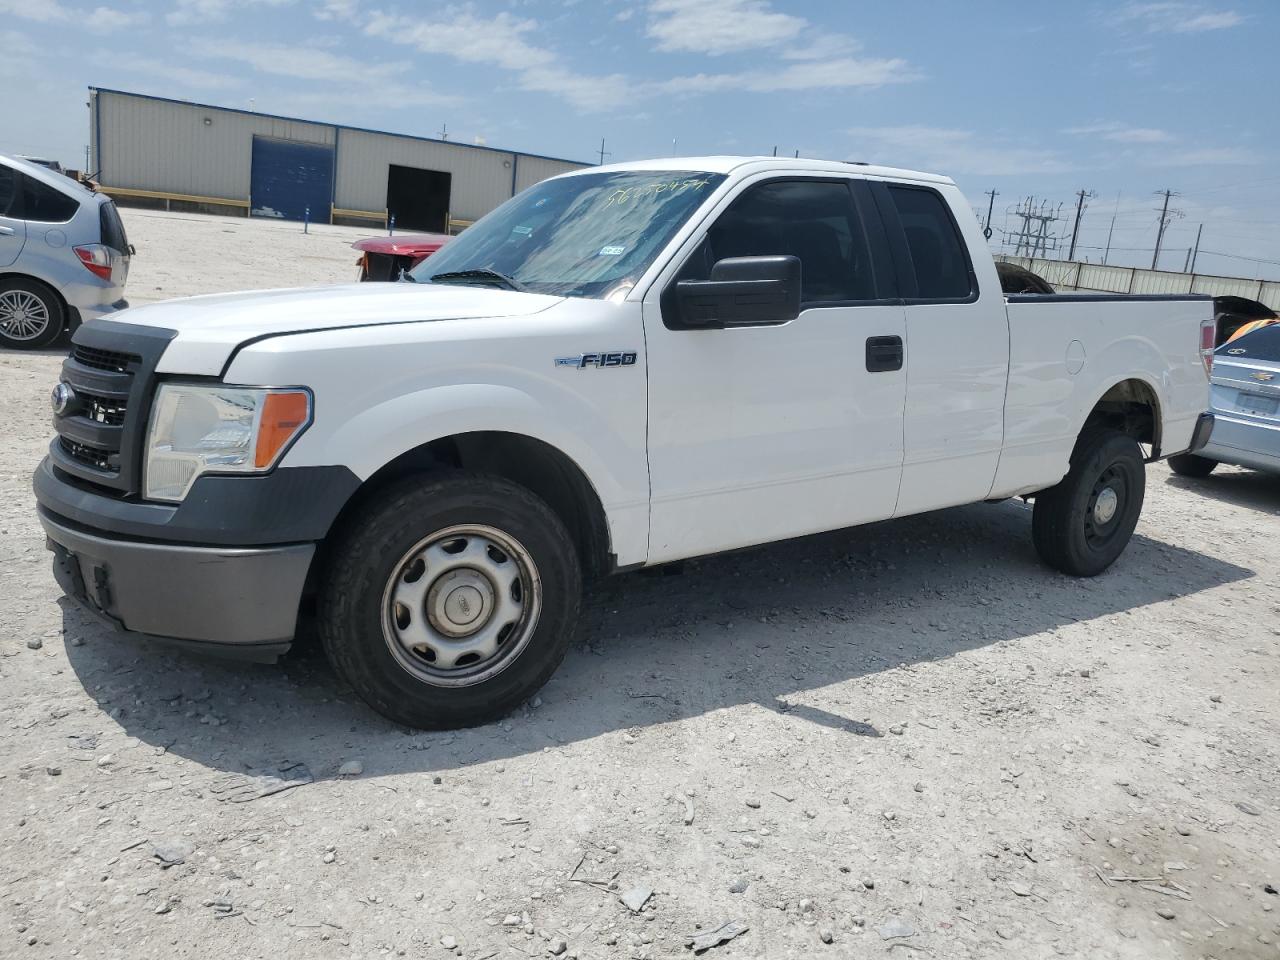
[[39, 506, 313, 655]]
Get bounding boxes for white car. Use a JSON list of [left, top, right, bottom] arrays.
[[35, 156, 1214, 728], [0, 154, 131, 349]]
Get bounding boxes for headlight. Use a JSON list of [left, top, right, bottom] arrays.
[[144, 384, 312, 502]]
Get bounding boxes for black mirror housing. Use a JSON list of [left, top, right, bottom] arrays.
[[671, 255, 801, 328]]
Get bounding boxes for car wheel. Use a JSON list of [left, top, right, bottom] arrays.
[[318, 473, 582, 729], [0, 278, 64, 350], [1032, 429, 1146, 577], [1167, 453, 1217, 478]]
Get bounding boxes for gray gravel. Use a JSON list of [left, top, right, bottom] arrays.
[[1, 209, 1279, 958]]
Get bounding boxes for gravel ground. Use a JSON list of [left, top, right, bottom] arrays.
[[1, 209, 1278, 959]]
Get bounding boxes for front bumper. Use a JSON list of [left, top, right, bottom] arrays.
[[40, 505, 313, 658]]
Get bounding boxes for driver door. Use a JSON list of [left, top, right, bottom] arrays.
[[641, 175, 907, 563]]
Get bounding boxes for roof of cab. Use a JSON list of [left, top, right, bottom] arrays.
[[555, 155, 954, 185]]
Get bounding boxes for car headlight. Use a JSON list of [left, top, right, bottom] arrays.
[[144, 384, 312, 502]]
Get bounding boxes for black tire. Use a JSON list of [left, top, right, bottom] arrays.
[[0, 278, 65, 350], [1167, 453, 1217, 478], [1032, 429, 1146, 577], [318, 473, 582, 729]]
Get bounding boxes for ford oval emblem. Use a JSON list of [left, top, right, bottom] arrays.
[[51, 382, 75, 416]]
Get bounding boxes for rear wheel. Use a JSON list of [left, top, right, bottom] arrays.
[[0, 279, 64, 350], [318, 473, 581, 729], [1167, 452, 1217, 478], [1032, 429, 1146, 577]]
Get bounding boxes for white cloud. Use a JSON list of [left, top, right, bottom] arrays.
[[645, 0, 804, 55], [99, 53, 242, 89], [86, 6, 149, 31], [1112, 3, 1244, 34], [848, 126, 1072, 176], [1065, 121, 1174, 143], [0, 0, 71, 21], [194, 39, 456, 107], [364, 9, 627, 111], [166, 0, 292, 26], [669, 56, 918, 94], [0, 29, 38, 76], [312, 0, 356, 20]]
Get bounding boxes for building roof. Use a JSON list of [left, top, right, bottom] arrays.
[[88, 87, 591, 168]]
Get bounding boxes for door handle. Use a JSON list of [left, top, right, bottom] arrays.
[[866, 335, 903, 372], [0, 225, 14, 235]]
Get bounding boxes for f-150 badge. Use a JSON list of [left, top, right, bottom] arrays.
[[555, 352, 637, 369]]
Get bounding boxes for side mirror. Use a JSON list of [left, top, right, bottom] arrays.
[[672, 255, 801, 328]]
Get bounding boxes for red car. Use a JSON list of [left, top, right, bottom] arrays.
[[352, 233, 450, 281]]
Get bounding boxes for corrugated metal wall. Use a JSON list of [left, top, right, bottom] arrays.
[[333, 130, 516, 220], [92, 89, 590, 220], [96, 90, 333, 200]]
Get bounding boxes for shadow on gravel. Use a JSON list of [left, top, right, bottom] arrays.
[[1165, 469, 1280, 514], [60, 499, 1254, 781]]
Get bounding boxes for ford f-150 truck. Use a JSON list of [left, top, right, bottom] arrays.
[[35, 157, 1216, 729]]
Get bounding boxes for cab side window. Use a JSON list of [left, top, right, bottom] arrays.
[[0, 165, 18, 219], [20, 175, 79, 224], [682, 179, 878, 305], [887, 185, 974, 301]]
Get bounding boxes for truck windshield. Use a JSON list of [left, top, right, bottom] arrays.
[[411, 170, 725, 299]]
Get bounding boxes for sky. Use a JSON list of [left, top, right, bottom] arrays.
[[2, 0, 1278, 280]]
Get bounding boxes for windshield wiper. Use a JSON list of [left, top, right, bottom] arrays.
[[428, 268, 526, 292]]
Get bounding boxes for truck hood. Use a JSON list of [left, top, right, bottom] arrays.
[[113, 283, 563, 376]]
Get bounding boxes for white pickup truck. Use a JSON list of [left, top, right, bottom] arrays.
[[36, 157, 1216, 728]]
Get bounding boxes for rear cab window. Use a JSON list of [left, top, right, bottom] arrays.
[[886, 184, 976, 302], [20, 174, 80, 223]]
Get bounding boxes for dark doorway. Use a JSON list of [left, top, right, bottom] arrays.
[[249, 137, 334, 223], [386, 165, 451, 233]]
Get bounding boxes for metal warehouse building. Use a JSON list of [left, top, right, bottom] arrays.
[[88, 87, 590, 232]]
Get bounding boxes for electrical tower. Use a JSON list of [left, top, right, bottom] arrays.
[[1152, 189, 1183, 270], [1066, 189, 1096, 261], [1009, 197, 1065, 259]]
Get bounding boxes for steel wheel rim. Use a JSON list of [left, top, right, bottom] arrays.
[[1084, 464, 1127, 548], [0, 290, 51, 341], [380, 524, 542, 688]]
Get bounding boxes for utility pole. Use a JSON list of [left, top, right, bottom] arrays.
[[437, 123, 449, 142], [1189, 223, 1203, 273], [1152, 189, 1182, 270], [982, 189, 999, 240], [596, 138, 611, 166], [1067, 189, 1095, 261]]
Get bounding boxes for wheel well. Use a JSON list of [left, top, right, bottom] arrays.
[[1081, 379, 1161, 456], [330, 432, 613, 580]]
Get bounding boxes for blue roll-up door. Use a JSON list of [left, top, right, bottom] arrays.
[[249, 136, 334, 222]]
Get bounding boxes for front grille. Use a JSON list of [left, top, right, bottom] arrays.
[[51, 322, 175, 496], [78, 389, 128, 426], [72, 345, 137, 374], [59, 437, 113, 472]]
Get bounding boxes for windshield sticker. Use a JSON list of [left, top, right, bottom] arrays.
[[511, 225, 533, 235], [599, 245, 626, 256], [604, 178, 714, 207]]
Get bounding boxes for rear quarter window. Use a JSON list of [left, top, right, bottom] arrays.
[[99, 200, 129, 252], [21, 174, 80, 223], [0, 164, 17, 218], [888, 185, 975, 301]]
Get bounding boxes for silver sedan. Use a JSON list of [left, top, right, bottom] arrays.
[[1169, 322, 1280, 476]]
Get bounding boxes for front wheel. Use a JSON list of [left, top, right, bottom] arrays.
[[1167, 452, 1217, 478], [318, 473, 581, 729], [1032, 430, 1146, 577]]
